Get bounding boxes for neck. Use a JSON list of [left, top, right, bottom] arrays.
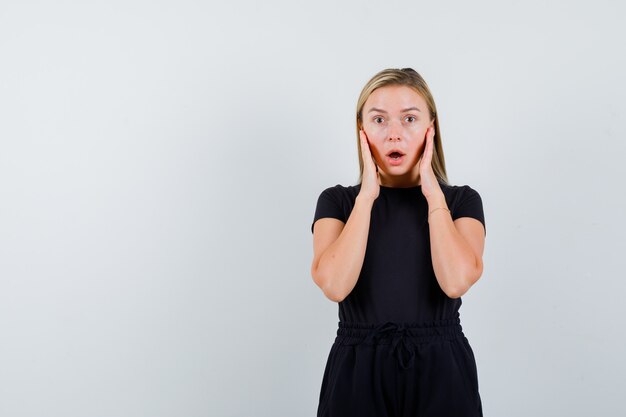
[[379, 172, 421, 188]]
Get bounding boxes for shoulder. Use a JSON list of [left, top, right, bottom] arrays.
[[440, 181, 486, 233], [312, 183, 360, 234], [440, 182, 482, 200], [439, 181, 484, 215], [317, 183, 360, 201]]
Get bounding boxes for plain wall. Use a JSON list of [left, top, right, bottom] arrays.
[[1, 0, 625, 416]]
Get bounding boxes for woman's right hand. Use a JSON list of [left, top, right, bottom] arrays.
[[358, 129, 380, 202]]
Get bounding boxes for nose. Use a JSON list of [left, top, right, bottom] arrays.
[[387, 120, 402, 142]]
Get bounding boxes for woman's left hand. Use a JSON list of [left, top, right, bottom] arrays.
[[418, 126, 444, 201]]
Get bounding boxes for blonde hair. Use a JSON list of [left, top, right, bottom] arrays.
[[355, 68, 449, 185]]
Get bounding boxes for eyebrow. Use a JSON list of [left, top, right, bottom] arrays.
[[367, 107, 421, 114]]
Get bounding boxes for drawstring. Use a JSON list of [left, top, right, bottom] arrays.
[[363, 321, 416, 370]]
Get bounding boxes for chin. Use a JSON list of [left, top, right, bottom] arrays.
[[382, 167, 410, 175]]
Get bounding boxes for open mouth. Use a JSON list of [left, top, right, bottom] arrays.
[[386, 150, 406, 161], [385, 150, 406, 166]]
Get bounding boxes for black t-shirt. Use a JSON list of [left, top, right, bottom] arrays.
[[311, 180, 486, 325]]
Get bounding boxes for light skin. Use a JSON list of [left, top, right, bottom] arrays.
[[358, 84, 435, 199], [311, 85, 485, 301]]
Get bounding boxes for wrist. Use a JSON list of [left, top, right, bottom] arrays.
[[426, 191, 446, 208], [426, 191, 450, 220], [356, 193, 376, 207]]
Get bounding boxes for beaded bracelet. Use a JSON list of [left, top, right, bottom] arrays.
[[428, 207, 450, 220]]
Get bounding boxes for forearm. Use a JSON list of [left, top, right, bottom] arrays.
[[317, 195, 374, 302], [427, 192, 480, 298]]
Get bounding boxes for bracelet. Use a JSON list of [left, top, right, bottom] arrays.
[[428, 207, 450, 220]]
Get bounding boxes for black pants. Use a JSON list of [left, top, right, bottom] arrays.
[[317, 317, 483, 417]]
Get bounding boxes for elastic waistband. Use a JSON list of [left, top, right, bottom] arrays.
[[336, 316, 463, 345], [334, 317, 464, 370]]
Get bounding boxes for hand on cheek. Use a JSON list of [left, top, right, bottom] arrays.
[[418, 126, 443, 199]]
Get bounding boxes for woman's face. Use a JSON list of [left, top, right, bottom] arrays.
[[361, 85, 434, 186]]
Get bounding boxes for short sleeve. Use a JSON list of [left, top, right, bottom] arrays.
[[452, 185, 486, 236], [311, 186, 346, 233]]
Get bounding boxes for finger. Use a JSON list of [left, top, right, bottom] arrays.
[[418, 139, 428, 170], [359, 130, 368, 159], [423, 134, 431, 165], [359, 130, 368, 151], [425, 128, 434, 164], [361, 129, 370, 150], [360, 130, 374, 163]]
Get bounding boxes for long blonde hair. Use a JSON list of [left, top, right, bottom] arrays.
[[355, 68, 448, 185]]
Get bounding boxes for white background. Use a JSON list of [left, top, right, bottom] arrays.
[[1, 0, 625, 416]]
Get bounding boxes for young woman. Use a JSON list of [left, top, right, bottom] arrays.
[[310, 68, 486, 417]]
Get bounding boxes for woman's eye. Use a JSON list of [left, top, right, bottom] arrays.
[[405, 116, 416, 123], [374, 117, 384, 124]]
